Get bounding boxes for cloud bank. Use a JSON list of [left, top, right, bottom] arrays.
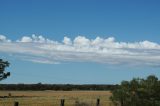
[[0, 34, 160, 67]]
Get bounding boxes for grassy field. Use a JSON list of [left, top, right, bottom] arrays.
[[0, 91, 114, 106]]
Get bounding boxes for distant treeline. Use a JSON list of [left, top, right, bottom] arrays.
[[0, 83, 118, 91]]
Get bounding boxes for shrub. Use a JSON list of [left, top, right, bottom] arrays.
[[110, 75, 160, 106]]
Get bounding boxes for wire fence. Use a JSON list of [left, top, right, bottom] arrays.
[[0, 98, 114, 106]]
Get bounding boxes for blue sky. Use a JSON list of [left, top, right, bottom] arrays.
[[0, 0, 160, 84]]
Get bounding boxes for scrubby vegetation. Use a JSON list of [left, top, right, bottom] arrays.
[[110, 75, 160, 106], [0, 59, 10, 81]]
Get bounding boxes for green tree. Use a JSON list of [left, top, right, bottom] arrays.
[[110, 75, 160, 106], [0, 59, 10, 81]]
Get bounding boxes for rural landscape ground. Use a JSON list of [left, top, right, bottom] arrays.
[[0, 91, 113, 106]]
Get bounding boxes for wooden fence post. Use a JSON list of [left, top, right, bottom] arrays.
[[96, 98, 100, 106], [14, 101, 19, 106], [60, 99, 65, 106]]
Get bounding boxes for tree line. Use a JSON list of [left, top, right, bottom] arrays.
[[0, 83, 118, 91]]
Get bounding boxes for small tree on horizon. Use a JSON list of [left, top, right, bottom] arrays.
[[0, 59, 10, 81]]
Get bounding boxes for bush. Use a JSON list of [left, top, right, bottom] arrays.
[[110, 75, 160, 106]]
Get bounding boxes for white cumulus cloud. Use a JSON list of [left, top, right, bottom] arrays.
[[18, 36, 33, 42], [0, 34, 160, 67], [63, 36, 72, 45], [0, 35, 11, 42]]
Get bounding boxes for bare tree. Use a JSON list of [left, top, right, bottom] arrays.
[[0, 59, 10, 81]]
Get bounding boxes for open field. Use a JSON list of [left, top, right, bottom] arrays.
[[0, 91, 113, 106]]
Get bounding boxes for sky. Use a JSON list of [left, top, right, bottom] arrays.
[[0, 0, 160, 84]]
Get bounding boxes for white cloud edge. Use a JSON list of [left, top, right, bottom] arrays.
[[0, 34, 160, 67]]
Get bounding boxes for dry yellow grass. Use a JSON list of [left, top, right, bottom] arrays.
[[0, 91, 114, 106]]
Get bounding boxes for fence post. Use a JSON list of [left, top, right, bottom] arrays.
[[14, 101, 19, 106], [60, 99, 65, 106], [96, 98, 100, 106]]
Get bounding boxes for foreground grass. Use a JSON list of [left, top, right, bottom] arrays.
[[0, 91, 113, 106]]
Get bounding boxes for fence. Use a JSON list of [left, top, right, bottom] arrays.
[[0, 98, 114, 106]]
